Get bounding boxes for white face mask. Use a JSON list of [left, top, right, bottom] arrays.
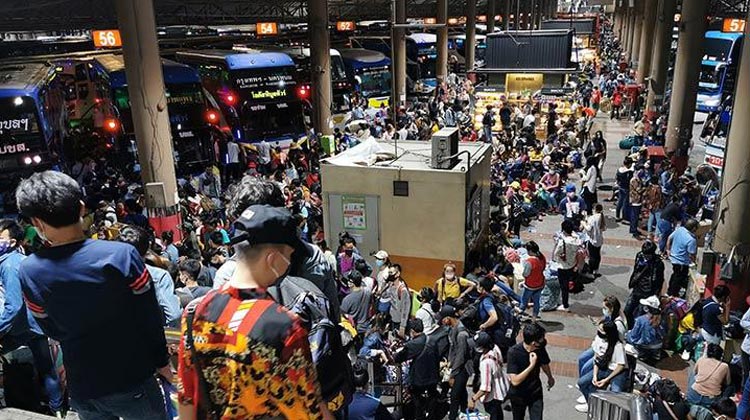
[[445, 272, 455, 281], [269, 252, 291, 283]]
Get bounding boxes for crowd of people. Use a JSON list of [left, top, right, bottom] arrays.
[[0, 12, 744, 420]]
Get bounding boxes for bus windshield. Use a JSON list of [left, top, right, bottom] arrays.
[[331, 56, 348, 82], [356, 68, 391, 98], [165, 83, 205, 128], [0, 96, 43, 153], [231, 67, 304, 139], [702, 38, 733, 62], [698, 64, 725, 91]]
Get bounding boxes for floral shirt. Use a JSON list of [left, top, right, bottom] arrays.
[[178, 286, 323, 419]]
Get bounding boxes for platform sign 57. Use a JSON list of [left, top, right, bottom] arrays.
[[722, 18, 746, 33], [92, 30, 122, 48]]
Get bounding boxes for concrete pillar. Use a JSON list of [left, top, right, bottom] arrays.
[[630, 4, 643, 65], [487, 0, 496, 33], [436, 0, 449, 82], [503, 0, 513, 31], [308, 0, 332, 135], [534, 0, 543, 29], [114, 0, 180, 236], [645, 0, 676, 118], [625, 8, 636, 58], [665, 0, 708, 173], [550, 0, 557, 18], [391, 0, 407, 107], [465, 0, 477, 71], [714, 9, 750, 256], [636, 0, 657, 84]]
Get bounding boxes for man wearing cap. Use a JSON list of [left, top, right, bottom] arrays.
[[373, 249, 391, 289], [557, 184, 587, 224], [626, 296, 663, 361], [177, 205, 332, 419], [440, 305, 473, 420]]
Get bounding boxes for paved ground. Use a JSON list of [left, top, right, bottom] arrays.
[[513, 113, 697, 419]]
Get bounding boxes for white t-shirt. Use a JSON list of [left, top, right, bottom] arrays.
[[585, 213, 605, 248], [591, 336, 627, 371], [227, 141, 240, 163], [523, 114, 536, 128]]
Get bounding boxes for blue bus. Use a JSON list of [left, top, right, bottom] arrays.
[[407, 33, 438, 94], [0, 63, 66, 174], [338, 48, 392, 108], [175, 50, 305, 147], [448, 34, 487, 69], [94, 54, 214, 169], [696, 31, 743, 113]]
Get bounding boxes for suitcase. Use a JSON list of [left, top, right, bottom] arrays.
[[588, 391, 652, 420]]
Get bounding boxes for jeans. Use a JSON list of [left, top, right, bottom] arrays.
[[737, 373, 750, 420], [616, 189, 630, 220], [543, 191, 558, 210], [71, 376, 168, 420], [667, 264, 689, 297], [520, 287, 543, 317], [657, 219, 674, 253], [510, 396, 543, 420], [686, 387, 717, 408], [484, 399, 504, 420], [449, 370, 469, 420], [647, 211, 661, 235], [411, 384, 439, 420], [587, 242, 602, 272], [624, 293, 646, 330], [578, 367, 628, 401], [483, 125, 493, 143], [629, 204, 642, 235], [578, 348, 595, 377], [557, 267, 574, 308], [496, 281, 521, 303]]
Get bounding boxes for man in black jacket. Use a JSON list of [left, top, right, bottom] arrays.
[[624, 240, 665, 328], [440, 305, 473, 420], [393, 318, 441, 420]]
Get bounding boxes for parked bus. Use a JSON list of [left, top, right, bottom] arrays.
[[0, 63, 66, 175], [702, 96, 733, 175], [175, 50, 305, 147], [338, 48, 391, 108], [407, 33, 438, 94], [279, 47, 351, 114], [93, 54, 214, 171], [448, 34, 487, 70], [696, 31, 743, 113]]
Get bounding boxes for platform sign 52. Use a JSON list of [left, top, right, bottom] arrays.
[[92, 30, 122, 48], [336, 21, 356, 31]]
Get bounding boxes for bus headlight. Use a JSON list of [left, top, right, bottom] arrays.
[[32, 155, 41, 164], [23, 157, 32, 165]]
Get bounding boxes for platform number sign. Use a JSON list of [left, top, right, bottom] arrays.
[[722, 18, 746, 33], [336, 21, 356, 31], [92, 30, 122, 48], [256, 22, 279, 36]]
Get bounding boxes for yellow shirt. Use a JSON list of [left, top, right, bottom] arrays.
[[436, 277, 474, 301], [678, 312, 695, 334], [529, 150, 543, 162]]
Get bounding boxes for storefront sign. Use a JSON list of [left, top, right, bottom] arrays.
[[505, 73, 544, 93], [342, 196, 367, 230]]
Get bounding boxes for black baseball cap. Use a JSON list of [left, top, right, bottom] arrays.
[[473, 331, 493, 351], [438, 305, 458, 322], [230, 205, 309, 257]]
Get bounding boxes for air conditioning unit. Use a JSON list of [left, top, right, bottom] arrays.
[[431, 127, 459, 169]]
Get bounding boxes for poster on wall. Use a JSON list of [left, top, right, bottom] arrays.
[[343, 196, 367, 230]]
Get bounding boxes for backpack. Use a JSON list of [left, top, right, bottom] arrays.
[[689, 298, 713, 328], [479, 296, 520, 348], [482, 112, 493, 126], [287, 292, 355, 413]]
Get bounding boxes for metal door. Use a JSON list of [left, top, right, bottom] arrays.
[[326, 194, 380, 264]]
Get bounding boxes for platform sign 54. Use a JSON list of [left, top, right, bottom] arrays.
[[722, 18, 746, 33], [92, 30, 122, 48], [256, 22, 279, 36]]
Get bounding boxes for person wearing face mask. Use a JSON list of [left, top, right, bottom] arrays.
[[506, 323, 554, 420], [373, 249, 391, 290], [177, 204, 334, 420], [0, 219, 64, 417], [386, 264, 412, 339], [574, 320, 628, 413], [338, 237, 364, 277], [557, 184, 587, 225], [16, 171, 171, 420], [435, 262, 476, 303]]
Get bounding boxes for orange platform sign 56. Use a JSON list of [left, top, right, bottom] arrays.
[[336, 21, 356, 31], [92, 30, 122, 48], [723, 18, 746, 33], [256, 22, 279, 35]]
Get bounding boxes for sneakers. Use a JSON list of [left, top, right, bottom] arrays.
[[575, 403, 589, 413], [681, 350, 691, 361], [576, 395, 586, 404], [556, 305, 570, 312]]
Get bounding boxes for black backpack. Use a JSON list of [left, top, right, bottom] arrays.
[[287, 292, 354, 413], [478, 295, 520, 348]]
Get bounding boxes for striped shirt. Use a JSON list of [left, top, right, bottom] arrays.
[[479, 345, 507, 403]]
